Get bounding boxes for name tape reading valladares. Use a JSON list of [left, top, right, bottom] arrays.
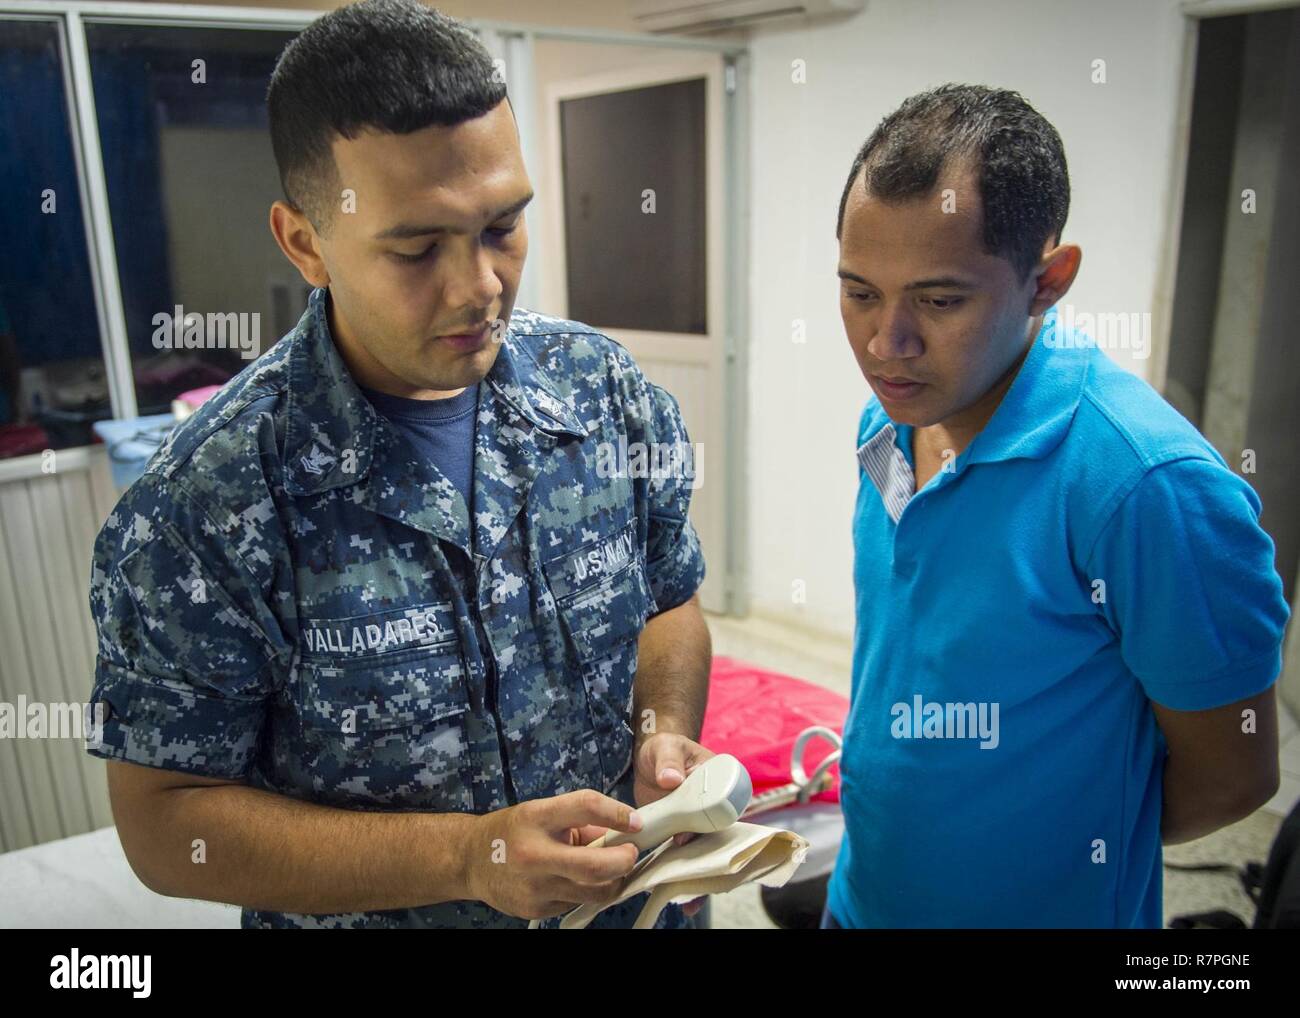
[[303, 604, 452, 657]]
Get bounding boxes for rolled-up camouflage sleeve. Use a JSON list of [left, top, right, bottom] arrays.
[[86, 472, 281, 779], [640, 381, 706, 615]]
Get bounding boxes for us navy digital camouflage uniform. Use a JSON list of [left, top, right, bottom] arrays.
[[86, 286, 706, 928]]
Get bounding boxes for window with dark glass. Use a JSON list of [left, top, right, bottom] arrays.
[[85, 23, 297, 413], [0, 19, 108, 458], [560, 78, 707, 335]]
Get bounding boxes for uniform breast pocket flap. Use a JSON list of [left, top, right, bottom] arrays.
[[544, 528, 655, 664]]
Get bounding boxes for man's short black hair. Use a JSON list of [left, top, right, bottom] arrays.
[[835, 83, 1070, 280], [267, 0, 507, 235]]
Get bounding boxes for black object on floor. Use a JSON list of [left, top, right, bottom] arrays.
[[760, 875, 830, 929]]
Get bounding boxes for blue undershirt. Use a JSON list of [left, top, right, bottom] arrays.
[[360, 383, 478, 508]]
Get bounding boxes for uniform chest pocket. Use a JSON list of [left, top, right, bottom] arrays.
[[543, 522, 656, 662], [294, 644, 476, 813], [544, 533, 655, 790], [551, 560, 655, 663]]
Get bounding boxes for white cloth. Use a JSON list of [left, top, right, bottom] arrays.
[[560, 822, 809, 930]]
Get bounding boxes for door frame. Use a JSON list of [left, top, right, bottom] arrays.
[[542, 53, 749, 617]]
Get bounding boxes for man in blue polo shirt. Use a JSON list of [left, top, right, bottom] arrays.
[[824, 84, 1290, 928]]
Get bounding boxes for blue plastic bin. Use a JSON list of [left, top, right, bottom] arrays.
[[92, 414, 177, 491]]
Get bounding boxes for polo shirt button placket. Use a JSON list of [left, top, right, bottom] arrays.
[[892, 518, 915, 579]]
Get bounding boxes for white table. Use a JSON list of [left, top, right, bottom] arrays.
[[0, 811, 843, 929], [0, 826, 239, 928]]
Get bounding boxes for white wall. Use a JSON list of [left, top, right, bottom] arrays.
[[160, 0, 645, 32], [160, 126, 293, 354], [743, 0, 1189, 639]]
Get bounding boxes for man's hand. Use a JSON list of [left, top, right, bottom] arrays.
[[631, 590, 714, 921], [633, 731, 716, 812], [466, 789, 642, 921], [633, 732, 717, 917]]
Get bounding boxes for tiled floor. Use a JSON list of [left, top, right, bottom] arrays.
[[703, 611, 1297, 929]]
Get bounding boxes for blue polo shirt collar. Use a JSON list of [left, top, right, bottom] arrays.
[[965, 306, 1086, 466], [857, 306, 1087, 519]]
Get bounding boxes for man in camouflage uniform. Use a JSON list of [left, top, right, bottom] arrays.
[[86, 0, 712, 929]]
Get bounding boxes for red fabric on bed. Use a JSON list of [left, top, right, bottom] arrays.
[[699, 656, 848, 804]]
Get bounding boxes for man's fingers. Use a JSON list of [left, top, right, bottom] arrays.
[[573, 824, 614, 846], [539, 870, 632, 906], [683, 896, 706, 917], [546, 841, 639, 884], [544, 789, 642, 835]]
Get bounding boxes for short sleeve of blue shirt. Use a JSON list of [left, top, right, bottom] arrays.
[[1085, 456, 1290, 711]]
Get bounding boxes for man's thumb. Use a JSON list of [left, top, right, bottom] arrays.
[[651, 741, 688, 788]]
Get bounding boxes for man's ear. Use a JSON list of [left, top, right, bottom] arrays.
[[269, 200, 330, 289], [1027, 240, 1081, 317]]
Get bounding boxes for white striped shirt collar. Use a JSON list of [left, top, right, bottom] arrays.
[[857, 422, 914, 524]]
